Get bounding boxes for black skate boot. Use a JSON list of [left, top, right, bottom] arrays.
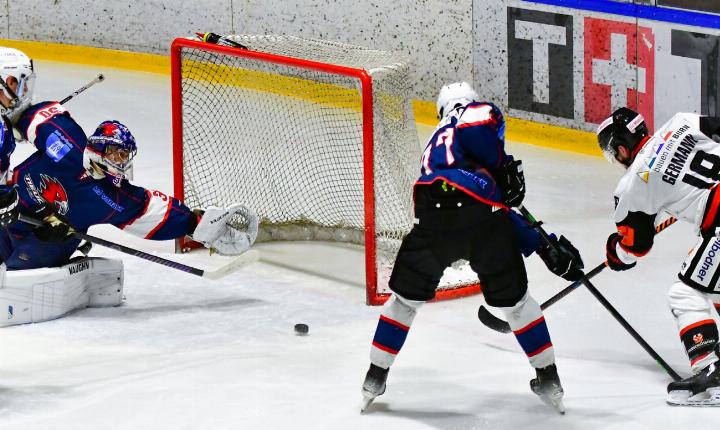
[[530, 364, 565, 414], [667, 343, 720, 407], [361, 363, 388, 412]]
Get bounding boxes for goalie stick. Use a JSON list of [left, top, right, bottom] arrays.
[[478, 215, 677, 333], [479, 207, 681, 381], [18, 214, 258, 280]]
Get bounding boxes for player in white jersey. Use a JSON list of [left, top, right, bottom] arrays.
[[598, 107, 720, 406]]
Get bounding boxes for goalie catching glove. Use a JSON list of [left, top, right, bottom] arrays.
[[537, 234, 585, 281], [190, 204, 259, 255]]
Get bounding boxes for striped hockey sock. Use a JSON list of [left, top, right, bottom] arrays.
[[501, 292, 555, 369], [370, 294, 423, 369]]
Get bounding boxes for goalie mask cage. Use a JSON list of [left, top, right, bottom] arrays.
[[171, 35, 481, 305]]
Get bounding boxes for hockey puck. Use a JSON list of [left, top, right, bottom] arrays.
[[294, 323, 309, 336]]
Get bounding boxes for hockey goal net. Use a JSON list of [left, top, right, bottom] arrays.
[[170, 34, 480, 304]]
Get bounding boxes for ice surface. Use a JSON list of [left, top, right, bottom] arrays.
[[0, 61, 717, 429]]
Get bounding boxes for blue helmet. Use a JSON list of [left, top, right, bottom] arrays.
[[84, 120, 137, 185]]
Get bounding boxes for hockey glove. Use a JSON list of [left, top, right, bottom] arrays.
[[537, 234, 585, 281], [30, 204, 73, 242], [500, 157, 525, 208], [190, 203, 259, 255], [0, 187, 19, 227], [605, 233, 637, 271]]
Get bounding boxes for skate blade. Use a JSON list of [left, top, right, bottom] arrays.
[[536, 392, 566, 414], [667, 389, 720, 407], [361, 395, 375, 413]]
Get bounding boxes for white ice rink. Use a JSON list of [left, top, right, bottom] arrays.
[[0, 60, 717, 429]]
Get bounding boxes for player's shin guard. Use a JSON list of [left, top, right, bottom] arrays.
[[369, 293, 424, 369], [669, 281, 720, 372], [501, 291, 555, 369]]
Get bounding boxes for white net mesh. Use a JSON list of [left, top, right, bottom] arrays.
[[174, 34, 479, 301]]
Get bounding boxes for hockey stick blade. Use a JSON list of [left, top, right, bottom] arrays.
[[202, 249, 260, 280], [477, 306, 512, 333]]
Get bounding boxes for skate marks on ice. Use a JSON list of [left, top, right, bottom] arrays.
[[86, 297, 266, 320]]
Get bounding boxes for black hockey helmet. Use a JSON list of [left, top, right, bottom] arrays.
[[597, 107, 649, 164]]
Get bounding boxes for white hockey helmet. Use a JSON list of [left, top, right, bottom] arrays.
[[436, 82, 479, 119], [0, 47, 35, 122]]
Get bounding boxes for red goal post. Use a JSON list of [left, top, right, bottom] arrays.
[[170, 35, 481, 304]]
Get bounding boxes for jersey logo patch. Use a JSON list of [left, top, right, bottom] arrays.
[[39, 174, 69, 215], [45, 130, 72, 162]]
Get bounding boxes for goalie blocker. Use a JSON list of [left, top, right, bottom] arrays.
[[0, 257, 123, 327]]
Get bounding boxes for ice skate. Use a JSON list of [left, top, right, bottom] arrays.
[[667, 353, 720, 407], [530, 364, 565, 414], [361, 363, 388, 413]]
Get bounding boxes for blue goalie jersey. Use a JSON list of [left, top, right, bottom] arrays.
[[0, 102, 197, 269]]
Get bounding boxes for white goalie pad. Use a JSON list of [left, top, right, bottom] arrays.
[[0, 257, 124, 327]]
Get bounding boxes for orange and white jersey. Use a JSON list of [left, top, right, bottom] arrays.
[[613, 113, 720, 257]]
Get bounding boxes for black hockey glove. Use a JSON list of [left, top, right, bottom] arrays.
[[30, 204, 73, 242], [605, 233, 637, 271], [537, 234, 585, 281], [500, 157, 525, 208], [0, 187, 19, 227]]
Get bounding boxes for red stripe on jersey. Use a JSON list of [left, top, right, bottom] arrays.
[[513, 316, 546, 335], [372, 341, 399, 355], [680, 319, 716, 337], [120, 189, 152, 230], [702, 186, 720, 232], [144, 199, 173, 239], [663, 131, 672, 141], [379, 315, 410, 331], [457, 118, 495, 128]]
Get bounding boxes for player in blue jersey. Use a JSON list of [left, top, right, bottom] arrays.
[[0, 47, 257, 325], [360, 82, 584, 414], [1, 116, 257, 269], [0, 47, 255, 268]]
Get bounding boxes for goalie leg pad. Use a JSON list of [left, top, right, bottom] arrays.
[[370, 293, 424, 369], [0, 257, 123, 327], [669, 280, 719, 372], [501, 291, 555, 369]]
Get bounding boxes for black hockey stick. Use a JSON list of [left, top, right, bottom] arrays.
[[486, 207, 681, 381], [478, 216, 677, 333], [59, 74, 105, 105], [18, 214, 258, 280], [196, 32, 249, 50]]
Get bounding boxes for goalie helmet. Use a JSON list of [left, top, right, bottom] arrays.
[[84, 121, 137, 187], [436, 82, 479, 119], [0, 47, 35, 123], [597, 107, 649, 165]]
